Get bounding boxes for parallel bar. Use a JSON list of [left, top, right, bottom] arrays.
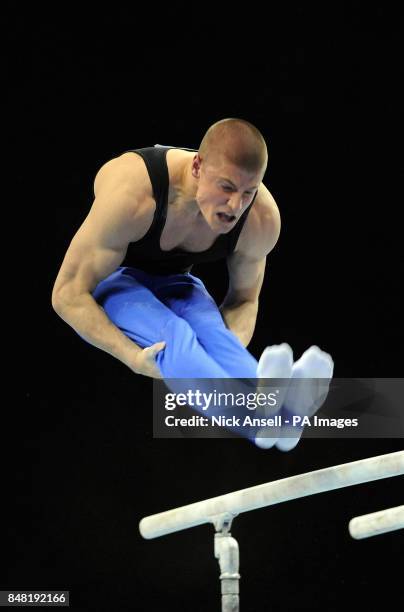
[[349, 505, 404, 539], [139, 451, 404, 539]]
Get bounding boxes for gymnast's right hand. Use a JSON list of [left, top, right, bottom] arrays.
[[134, 341, 166, 379]]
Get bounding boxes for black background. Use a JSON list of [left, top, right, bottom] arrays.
[[5, 3, 403, 611]]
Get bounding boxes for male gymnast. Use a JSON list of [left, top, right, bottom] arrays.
[[52, 118, 333, 450]]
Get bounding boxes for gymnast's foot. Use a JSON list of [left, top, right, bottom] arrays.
[[254, 343, 294, 449], [276, 345, 334, 452]]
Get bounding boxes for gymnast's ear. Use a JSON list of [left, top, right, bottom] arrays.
[[192, 154, 202, 178]]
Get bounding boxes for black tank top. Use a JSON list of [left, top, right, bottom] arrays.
[[121, 146, 256, 275]]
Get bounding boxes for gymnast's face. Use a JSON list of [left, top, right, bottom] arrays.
[[192, 154, 261, 233]]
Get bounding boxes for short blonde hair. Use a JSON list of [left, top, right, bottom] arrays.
[[199, 118, 268, 174]]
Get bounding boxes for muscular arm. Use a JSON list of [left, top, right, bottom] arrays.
[[220, 187, 281, 346], [51, 157, 160, 376]]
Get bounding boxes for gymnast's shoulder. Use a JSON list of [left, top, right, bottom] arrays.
[[237, 183, 281, 257], [92, 152, 157, 230]]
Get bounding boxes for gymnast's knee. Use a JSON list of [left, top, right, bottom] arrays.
[[159, 316, 197, 347]]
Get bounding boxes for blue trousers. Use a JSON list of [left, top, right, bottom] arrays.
[[92, 267, 258, 379], [91, 267, 270, 442]]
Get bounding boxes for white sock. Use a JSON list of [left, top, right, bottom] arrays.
[[276, 345, 334, 452], [254, 343, 294, 449]]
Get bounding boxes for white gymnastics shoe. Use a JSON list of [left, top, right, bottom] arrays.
[[276, 345, 334, 452]]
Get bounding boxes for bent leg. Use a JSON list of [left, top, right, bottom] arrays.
[[153, 273, 258, 378], [92, 267, 265, 442], [91, 267, 230, 378]]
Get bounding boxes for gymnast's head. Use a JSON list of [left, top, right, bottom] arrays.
[[192, 118, 268, 232]]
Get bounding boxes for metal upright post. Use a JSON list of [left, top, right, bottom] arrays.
[[213, 513, 240, 612]]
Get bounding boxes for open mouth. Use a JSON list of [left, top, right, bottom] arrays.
[[217, 212, 236, 224]]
